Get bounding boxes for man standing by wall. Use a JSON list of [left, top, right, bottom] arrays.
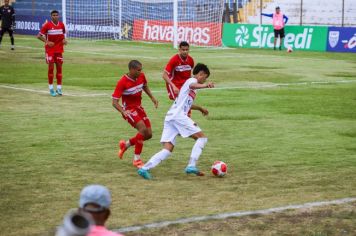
[[0, 0, 15, 50], [262, 6, 288, 50]]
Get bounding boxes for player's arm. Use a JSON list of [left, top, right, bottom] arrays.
[[189, 82, 214, 90], [163, 58, 180, 94], [143, 84, 158, 108], [112, 98, 130, 117], [37, 28, 55, 47], [112, 81, 131, 117], [261, 13, 273, 18], [283, 14, 289, 24], [191, 104, 208, 116], [62, 23, 68, 45], [11, 7, 15, 29]]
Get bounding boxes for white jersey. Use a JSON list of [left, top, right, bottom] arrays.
[[165, 77, 197, 121]]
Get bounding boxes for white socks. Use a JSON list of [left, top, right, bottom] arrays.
[[142, 149, 171, 170], [57, 85, 62, 90], [134, 154, 141, 161], [188, 138, 208, 167], [49, 84, 54, 90]]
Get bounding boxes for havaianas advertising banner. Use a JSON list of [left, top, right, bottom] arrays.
[[222, 24, 328, 51]]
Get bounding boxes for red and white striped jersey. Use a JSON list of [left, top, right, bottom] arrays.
[[112, 73, 147, 109], [164, 54, 194, 90], [39, 20, 66, 53]]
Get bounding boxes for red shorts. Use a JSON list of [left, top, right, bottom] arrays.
[[46, 52, 63, 64], [123, 106, 151, 128]]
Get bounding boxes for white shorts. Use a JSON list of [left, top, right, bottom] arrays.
[[160, 117, 202, 145]]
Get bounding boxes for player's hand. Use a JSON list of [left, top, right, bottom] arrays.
[[171, 84, 180, 95], [121, 110, 131, 118], [206, 82, 214, 88], [200, 108, 209, 116], [46, 41, 55, 47], [152, 97, 158, 109], [63, 39, 68, 45]]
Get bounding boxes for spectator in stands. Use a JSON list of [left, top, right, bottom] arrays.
[[262, 6, 288, 50], [0, 0, 15, 50], [79, 184, 124, 236]]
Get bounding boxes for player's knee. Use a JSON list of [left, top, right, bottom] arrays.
[[197, 137, 208, 148], [142, 129, 152, 140]]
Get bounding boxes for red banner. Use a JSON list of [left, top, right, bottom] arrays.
[[133, 19, 221, 46]]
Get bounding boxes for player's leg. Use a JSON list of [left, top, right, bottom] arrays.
[[185, 131, 207, 176], [55, 54, 63, 95], [9, 29, 14, 50], [273, 29, 278, 50], [138, 121, 178, 179], [173, 118, 206, 176], [46, 53, 56, 96], [279, 29, 285, 50], [0, 28, 5, 47]]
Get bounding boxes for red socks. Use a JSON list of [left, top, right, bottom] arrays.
[[129, 133, 144, 155], [56, 63, 62, 85], [48, 63, 54, 84]]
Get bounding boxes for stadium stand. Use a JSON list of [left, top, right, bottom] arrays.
[[244, 0, 356, 26]]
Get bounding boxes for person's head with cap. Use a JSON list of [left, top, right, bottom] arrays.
[[79, 184, 112, 226], [275, 6, 281, 14]]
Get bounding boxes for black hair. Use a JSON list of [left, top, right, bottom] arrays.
[[275, 6, 280, 9], [193, 63, 210, 77], [51, 10, 59, 15], [179, 41, 190, 48], [128, 60, 142, 69]]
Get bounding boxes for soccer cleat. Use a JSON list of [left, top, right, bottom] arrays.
[[11, 45, 15, 50], [133, 159, 144, 168], [137, 168, 152, 180], [56, 89, 63, 96], [185, 166, 205, 176], [49, 89, 57, 97], [118, 140, 127, 159]]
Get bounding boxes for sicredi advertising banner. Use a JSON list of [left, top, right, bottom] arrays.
[[327, 27, 356, 53], [223, 24, 328, 51], [133, 19, 222, 46]]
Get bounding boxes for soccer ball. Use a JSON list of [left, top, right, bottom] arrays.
[[287, 46, 293, 53], [211, 161, 227, 177]]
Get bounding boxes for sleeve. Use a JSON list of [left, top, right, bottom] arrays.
[[261, 13, 273, 18], [11, 7, 15, 26], [164, 56, 177, 77], [40, 22, 48, 36], [187, 78, 197, 88], [112, 79, 125, 99], [283, 15, 289, 24]]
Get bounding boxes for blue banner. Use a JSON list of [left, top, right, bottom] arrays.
[[327, 27, 356, 53], [15, 15, 48, 35]]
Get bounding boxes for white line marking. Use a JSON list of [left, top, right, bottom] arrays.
[[114, 197, 356, 233], [1, 80, 356, 97]]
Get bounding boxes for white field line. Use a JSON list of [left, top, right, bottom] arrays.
[[1, 80, 356, 97], [13, 45, 350, 62], [115, 197, 356, 233]]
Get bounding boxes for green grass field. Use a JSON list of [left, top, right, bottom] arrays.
[[0, 35, 356, 235]]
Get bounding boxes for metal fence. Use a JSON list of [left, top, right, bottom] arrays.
[[223, 0, 356, 27]]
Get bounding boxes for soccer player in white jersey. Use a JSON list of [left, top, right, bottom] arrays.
[[137, 63, 214, 179]]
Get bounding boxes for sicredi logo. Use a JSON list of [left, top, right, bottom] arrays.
[[234, 26, 315, 49], [235, 26, 249, 46]]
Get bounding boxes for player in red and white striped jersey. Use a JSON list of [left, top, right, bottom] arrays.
[[163, 41, 194, 100], [37, 10, 67, 97], [112, 60, 158, 168]]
